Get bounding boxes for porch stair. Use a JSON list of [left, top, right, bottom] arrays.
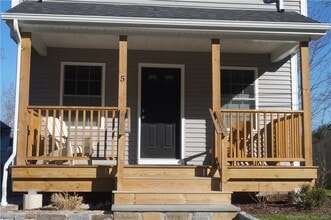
[[113, 165, 232, 205]]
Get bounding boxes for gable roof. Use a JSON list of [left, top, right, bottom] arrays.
[[3, 1, 329, 42], [2, 1, 330, 59], [5, 1, 318, 24]]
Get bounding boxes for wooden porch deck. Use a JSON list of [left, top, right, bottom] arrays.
[[10, 105, 317, 206]]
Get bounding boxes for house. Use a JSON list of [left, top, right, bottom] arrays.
[[0, 122, 12, 167], [1, 0, 330, 217], [0, 121, 12, 196]]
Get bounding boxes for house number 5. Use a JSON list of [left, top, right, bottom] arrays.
[[120, 75, 126, 82]]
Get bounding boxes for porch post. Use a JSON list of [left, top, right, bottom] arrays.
[[299, 41, 313, 166], [211, 39, 221, 112], [117, 35, 128, 190], [211, 39, 220, 165], [16, 32, 32, 165]]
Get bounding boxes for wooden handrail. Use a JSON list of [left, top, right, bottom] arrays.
[[220, 109, 304, 113], [209, 108, 228, 137], [28, 105, 121, 110]]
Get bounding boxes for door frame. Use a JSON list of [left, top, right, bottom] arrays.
[[137, 63, 185, 165]]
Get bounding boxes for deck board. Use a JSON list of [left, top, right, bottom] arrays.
[[11, 165, 317, 193]]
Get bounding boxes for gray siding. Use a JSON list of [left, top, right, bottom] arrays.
[[41, 0, 303, 12], [30, 48, 292, 165]]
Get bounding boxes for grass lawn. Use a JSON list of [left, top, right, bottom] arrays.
[[256, 213, 331, 220], [326, 187, 331, 196]]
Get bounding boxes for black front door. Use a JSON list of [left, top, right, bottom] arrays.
[[140, 67, 181, 158]]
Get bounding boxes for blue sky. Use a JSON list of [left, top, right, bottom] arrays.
[[1, 0, 17, 85], [0, 0, 330, 129]]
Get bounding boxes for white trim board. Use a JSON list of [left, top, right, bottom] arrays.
[[137, 63, 185, 165]]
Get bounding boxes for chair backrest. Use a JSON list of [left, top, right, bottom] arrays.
[[46, 117, 70, 153]]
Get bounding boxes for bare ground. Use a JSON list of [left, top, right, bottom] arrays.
[[233, 192, 331, 216]]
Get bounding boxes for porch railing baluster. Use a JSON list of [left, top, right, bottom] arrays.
[[212, 109, 305, 167], [25, 106, 129, 164]]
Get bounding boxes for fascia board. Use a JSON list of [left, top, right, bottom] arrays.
[[2, 13, 330, 37]]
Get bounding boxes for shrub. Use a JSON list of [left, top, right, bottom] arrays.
[[51, 192, 83, 210], [288, 184, 327, 210]]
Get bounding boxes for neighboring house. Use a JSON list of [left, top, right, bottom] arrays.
[[0, 121, 12, 195], [1, 0, 330, 217], [0, 121, 12, 167]]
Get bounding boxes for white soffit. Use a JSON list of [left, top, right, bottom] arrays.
[[35, 32, 288, 55]]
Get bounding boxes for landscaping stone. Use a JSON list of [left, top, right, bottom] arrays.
[[142, 212, 164, 220], [164, 212, 192, 220], [36, 213, 67, 220], [192, 212, 211, 220], [113, 212, 143, 220]]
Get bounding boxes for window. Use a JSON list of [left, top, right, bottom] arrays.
[[221, 68, 257, 109], [61, 62, 105, 106], [60, 62, 105, 126]]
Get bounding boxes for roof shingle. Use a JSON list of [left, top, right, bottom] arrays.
[[6, 1, 318, 24]]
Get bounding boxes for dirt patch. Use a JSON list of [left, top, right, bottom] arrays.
[[233, 192, 331, 215]]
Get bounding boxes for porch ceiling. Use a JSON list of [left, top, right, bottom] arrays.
[[28, 31, 297, 63], [33, 31, 289, 53]]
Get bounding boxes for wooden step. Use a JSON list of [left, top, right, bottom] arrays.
[[121, 177, 220, 191], [123, 165, 213, 178], [113, 191, 232, 205]]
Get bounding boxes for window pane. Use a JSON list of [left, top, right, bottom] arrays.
[[90, 66, 102, 80], [77, 66, 90, 80], [221, 84, 231, 95], [232, 84, 243, 95], [244, 71, 255, 83], [231, 70, 243, 84], [221, 69, 256, 110], [90, 81, 101, 95], [244, 85, 254, 98], [62, 63, 103, 111], [222, 70, 231, 84], [77, 81, 89, 95], [64, 81, 76, 95], [64, 66, 76, 80]]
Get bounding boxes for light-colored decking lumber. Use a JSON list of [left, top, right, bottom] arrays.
[[11, 164, 317, 193]]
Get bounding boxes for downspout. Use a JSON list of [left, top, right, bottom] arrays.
[[263, 0, 284, 12], [1, 19, 21, 206]]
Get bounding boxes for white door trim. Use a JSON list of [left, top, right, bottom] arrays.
[[137, 63, 185, 165]]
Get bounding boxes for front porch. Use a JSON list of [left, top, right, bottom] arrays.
[[11, 105, 316, 194], [4, 2, 323, 208]]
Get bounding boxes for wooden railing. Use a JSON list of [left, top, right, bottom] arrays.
[[211, 109, 305, 167], [26, 106, 130, 164]]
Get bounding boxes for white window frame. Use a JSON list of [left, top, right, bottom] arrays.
[[221, 66, 259, 110], [221, 66, 259, 130], [60, 62, 106, 128]]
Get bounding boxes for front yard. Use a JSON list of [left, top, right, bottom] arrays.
[[235, 188, 331, 219]]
